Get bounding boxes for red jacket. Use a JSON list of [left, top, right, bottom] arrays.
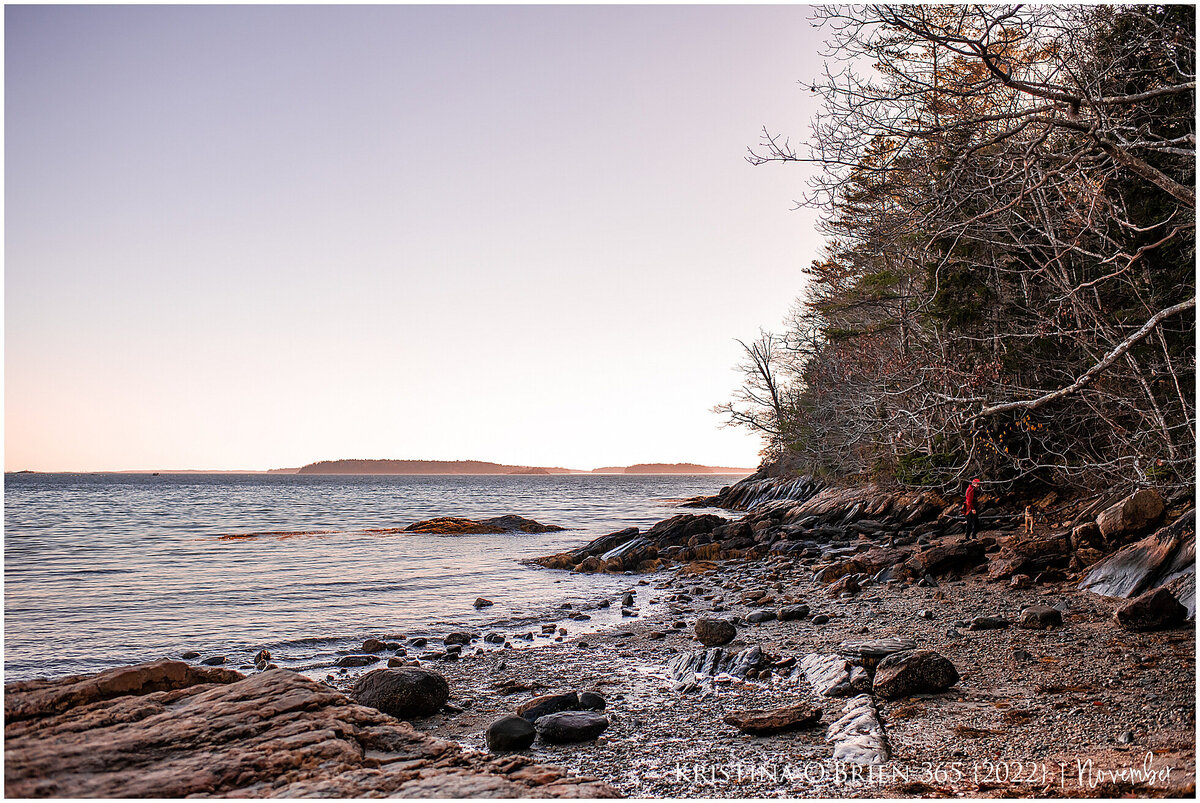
[[964, 484, 978, 514]]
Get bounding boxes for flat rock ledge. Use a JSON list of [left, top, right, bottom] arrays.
[[3, 660, 617, 798]]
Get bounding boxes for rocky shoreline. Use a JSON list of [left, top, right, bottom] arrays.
[[5, 478, 1195, 798]]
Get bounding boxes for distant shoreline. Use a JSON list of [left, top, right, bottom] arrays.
[[6, 470, 754, 477], [7, 461, 755, 476]]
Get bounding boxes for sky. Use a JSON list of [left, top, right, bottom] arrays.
[[5, 5, 828, 472]]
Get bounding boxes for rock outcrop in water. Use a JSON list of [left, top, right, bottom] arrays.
[[404, 515, 565, 534], [3, 660, 616, 798]]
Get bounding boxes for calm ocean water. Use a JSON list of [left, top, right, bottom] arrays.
[[3, 473, 739, 681]]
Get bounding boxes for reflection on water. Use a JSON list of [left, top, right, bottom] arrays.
[[4, 473, 739, 680]]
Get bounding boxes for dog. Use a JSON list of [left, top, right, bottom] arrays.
[[1023, 505, 1035, 535]]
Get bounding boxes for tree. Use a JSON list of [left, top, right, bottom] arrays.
[[727, 4, 1195, 492]]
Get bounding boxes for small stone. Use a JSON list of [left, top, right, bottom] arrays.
[[1018, 605, 1062, 629], [200, 656, 226, 666], [723, 702, 822, 735], [694, 618, 736, 646], [180, 651, 200, 660], [362, 639, 386, 653], [253, 649, 271, 664], [746, 610, 776, 624], [1010, 574, 1033, 590], [577, 691, 606, 711], [917, 609, 935, 620], [812, 614, 831, 625], [486, 715, 535, 751], [444, 632, 475, 646], [1117, 730, 1136, 745], [473, 597, 494, 608], [968, 616, 1010, 631], [778, 604, 810, 621], [337, 655, 380, 667]]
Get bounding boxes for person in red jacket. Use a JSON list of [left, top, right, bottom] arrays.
[[963, 478, 981, 539]]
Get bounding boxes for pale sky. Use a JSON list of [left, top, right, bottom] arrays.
[[5, 5, 826, 472]]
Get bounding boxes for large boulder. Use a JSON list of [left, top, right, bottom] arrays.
[[486, 715, 536, 752], [1114, 586, 1187, 631], [350, 667, 449, 719], [1096, 489, 1165, 543], [533, 711, 609, 743], [872, 650, 959, 699], [694, 618, 737, 646], [723, 702, 822, 735], [996, 530, 1072, 574], [904, 540, 986, 577], [516, 692, 581, 722]]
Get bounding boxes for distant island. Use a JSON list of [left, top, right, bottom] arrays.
[[295, 460, 577, 475], [10, 461, 753, 475], [611, 463, 752, 474], [291, 459, 752, 475]]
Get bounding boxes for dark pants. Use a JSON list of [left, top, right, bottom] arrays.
[[965, 511, 979, 539]]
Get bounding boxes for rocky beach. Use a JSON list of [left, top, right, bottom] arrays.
[[5, 476, 1196, 798]]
